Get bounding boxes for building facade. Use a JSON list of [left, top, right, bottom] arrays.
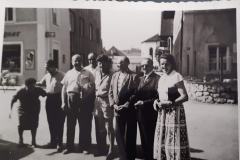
[[69, 9, 102, 66], [3, 8, 71, 85], [172, 9, 237, 80], [141, 34, 160, 67]]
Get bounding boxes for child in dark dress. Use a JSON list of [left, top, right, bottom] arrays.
[[9, 78, 46, 147]]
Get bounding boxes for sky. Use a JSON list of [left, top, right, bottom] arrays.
[[101, 9, 161, 51]]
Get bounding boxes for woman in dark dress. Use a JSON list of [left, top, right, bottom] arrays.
[[9, 78, 46, 147]]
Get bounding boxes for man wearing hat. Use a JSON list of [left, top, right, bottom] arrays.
[[37, 60, 65, 152], [94, 54, 114, 159]]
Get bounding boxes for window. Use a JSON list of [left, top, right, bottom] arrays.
[[2, 43, 22, 73], [208, 45, 228, 72], [53, 49, 59, 69], [79, 18, 85, 37], [162, 11, 175, 19], [96, 28, 100, 43], [149, 48, 153, 56], [89, 24, 93, 40], [159, 40, 168, 47], [70, 11, 75, 32], [5, 8, 14, 22], [52, 9, 58, 26]]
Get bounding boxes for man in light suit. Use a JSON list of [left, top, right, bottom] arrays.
[[94, 55, 114, 160], [109, 56, 139, 160], [134, 58, 159, 160]]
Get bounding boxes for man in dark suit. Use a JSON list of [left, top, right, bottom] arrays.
[[134, 58, 159, 160], [109, 56, 139, 160]]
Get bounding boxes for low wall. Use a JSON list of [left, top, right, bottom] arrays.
[[185, 80, 238, 104]]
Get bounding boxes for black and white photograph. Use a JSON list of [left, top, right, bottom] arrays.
[[0, 1, 239, 160]]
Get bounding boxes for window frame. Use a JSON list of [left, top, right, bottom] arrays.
[[89, 23, 93, 41], [2, 41, 24, 75], [5, 8, 16, 23], [79, 17, 85, 37], [207, 44, 230, 74], [52, 8, 60, 26]]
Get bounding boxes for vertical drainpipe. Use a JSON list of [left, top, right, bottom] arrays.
[[180, 11, 184, 73], [193, 14, 196, 77]]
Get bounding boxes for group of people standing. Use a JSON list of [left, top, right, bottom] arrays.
[[9, 52, 191, 160]]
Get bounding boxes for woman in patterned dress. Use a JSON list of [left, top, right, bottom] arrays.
[[153, 53, 190, 160]]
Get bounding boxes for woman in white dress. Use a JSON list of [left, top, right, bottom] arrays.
[[153, 53, 190, 160]]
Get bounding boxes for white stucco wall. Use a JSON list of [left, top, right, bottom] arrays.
[[141, 42, 159, 67]]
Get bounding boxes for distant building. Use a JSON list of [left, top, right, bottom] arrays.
[[2, 8, 71, 85], [122, 48, 141, 57], [141, 34, 160, 68], [171, 9, 237, 80], [104, 46, 142, 73], [69, 9, 102, 66], [106, 46, 126, 57]]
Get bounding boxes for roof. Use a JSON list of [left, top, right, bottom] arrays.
[[142, 34, 161, 43], [106, 46, 126, 56]]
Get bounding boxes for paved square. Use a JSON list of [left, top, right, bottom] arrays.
[[0, 90, 238, 160]]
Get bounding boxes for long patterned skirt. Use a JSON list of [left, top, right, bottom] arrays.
[[153, 105, 190, 160]]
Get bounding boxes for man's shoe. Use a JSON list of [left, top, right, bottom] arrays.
[[63, 149, 73, 154], [44, 143, 57, 149], [106, 152, 114, 160], [94, 148, 108, 157], [31, 142, 37, 148], [57, 145, 64, 152], [18, 142, 25, 148], [83, 150, 90, 154]]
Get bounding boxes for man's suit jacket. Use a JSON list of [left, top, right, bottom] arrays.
[[95, 70, 112, 105], [136, 71, 160, 121], [109, 70, 139, 115]]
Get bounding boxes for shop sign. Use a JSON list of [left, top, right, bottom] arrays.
[[4, 31, 21, 38], [45, 32, 56, 38]]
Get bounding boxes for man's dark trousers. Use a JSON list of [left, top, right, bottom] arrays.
[[46, 93, 65, 146], [115, 108, 137, 160], [66, 93, 94, 150]]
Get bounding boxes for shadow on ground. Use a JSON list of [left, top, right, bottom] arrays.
[[45, 144, 145, 159], [191, 158, 207, 160], [190, 147, 204, 153], [44, 143, 120, 158], [190, 147, 206, 160], [0, 139, 34, 160]]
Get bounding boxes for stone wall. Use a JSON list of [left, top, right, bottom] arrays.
[[185, 80, 238, 104]]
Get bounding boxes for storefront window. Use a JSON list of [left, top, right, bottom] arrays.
[[2, 44, 21, 73]]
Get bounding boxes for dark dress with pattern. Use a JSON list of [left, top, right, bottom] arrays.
[[13, 87, 46, 130]]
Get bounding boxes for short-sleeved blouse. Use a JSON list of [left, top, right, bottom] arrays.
[[157, 70, 183, 101]]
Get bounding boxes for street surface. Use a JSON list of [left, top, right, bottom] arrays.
[[0, 89, 238, 160]]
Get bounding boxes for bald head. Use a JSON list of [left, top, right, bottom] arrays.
[[141, 58, 153, 75], [72, 54, 81, 61], [141, 58, 153, 66], [88, 52, 96, 60], [118, 56, 130, 72], [88, 52, 97, 67], [72, 54, 82, 70]]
